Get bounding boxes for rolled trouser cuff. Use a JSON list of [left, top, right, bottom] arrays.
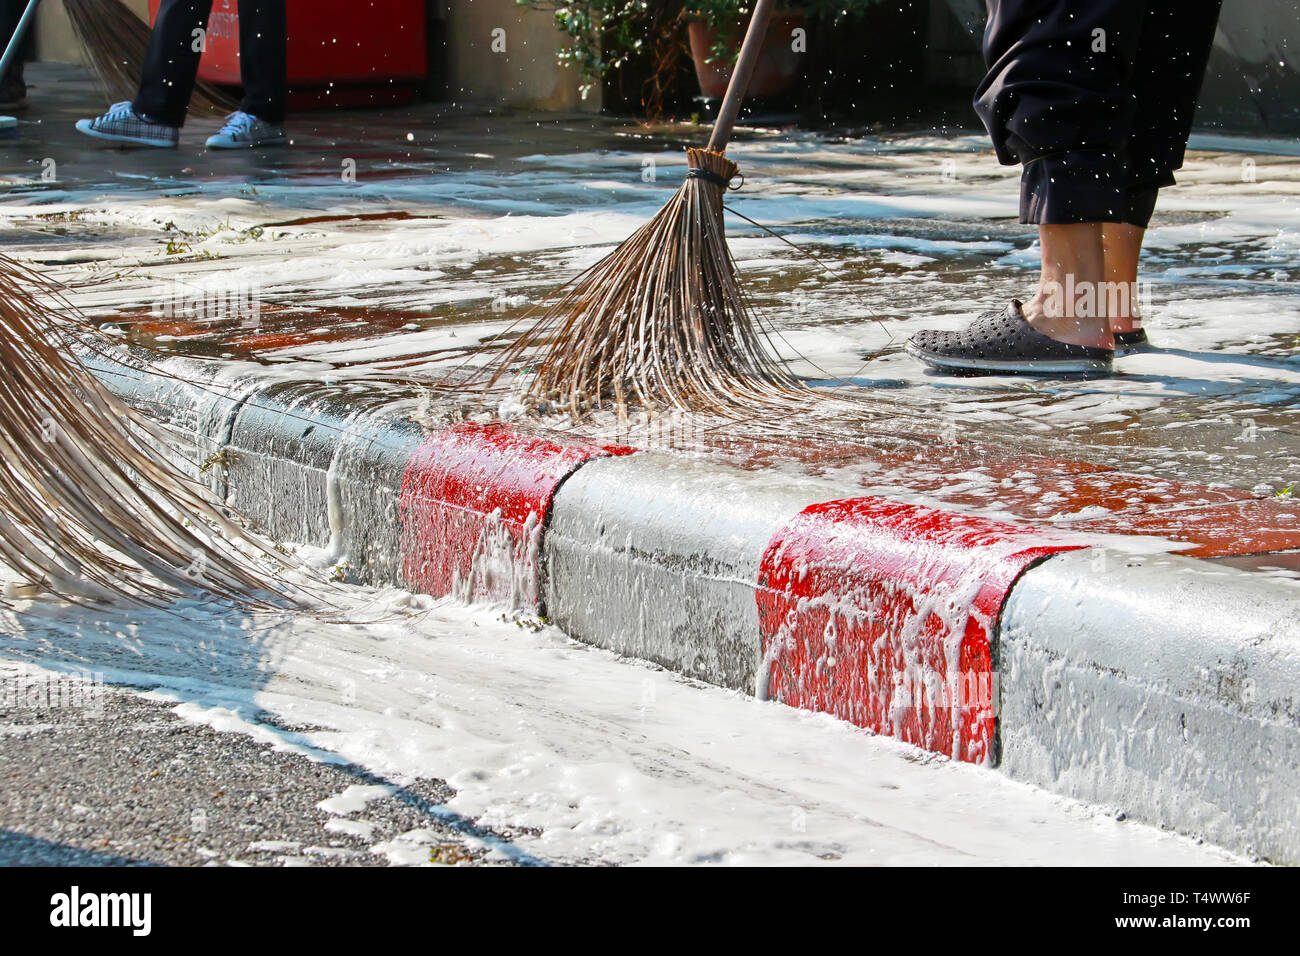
[[1121, 169, 1177, 228], [1123, 187, 1160, 229], [1020, 148, 1128, 224]]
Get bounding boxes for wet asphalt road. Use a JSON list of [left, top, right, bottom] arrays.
[[0, 670, 528, 867]]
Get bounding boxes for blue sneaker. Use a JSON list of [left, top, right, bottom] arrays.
[[205, 111, 286, 149]]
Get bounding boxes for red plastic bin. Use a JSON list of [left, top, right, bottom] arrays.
[[148, 0, 427, 109]]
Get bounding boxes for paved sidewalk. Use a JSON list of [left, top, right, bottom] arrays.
[[5, 63, 1300, 863], [5, 63, 1299, 542]]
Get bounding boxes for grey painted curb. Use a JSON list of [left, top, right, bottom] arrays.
[[82, 344, 1300, 864], [80, 345, 424, 588], [999, 549, 1300, 863], [544, 453, 854, 694]]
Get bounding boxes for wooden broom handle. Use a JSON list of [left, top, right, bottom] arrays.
[[706, 0, 779, 153]]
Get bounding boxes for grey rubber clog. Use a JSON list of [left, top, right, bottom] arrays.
[[906, 301, 1114, 376], [1113, 328, 1152, 355]]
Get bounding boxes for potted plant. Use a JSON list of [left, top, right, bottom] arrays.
[[687, 2, 886, 101], [517, 1, 687, 110], [519, 1, 884, 115], [686, 3, 807, 100]]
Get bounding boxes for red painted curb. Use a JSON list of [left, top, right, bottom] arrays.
[[399, 423, 635, 607], [757, 498, 1082, 764]]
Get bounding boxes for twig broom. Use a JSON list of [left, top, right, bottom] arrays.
[[486, 0, 802, 415], [63, 0, 238, 114], [0, 254, 295, 607]]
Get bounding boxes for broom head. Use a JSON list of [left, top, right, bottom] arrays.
[[0, 255, 293, 607], [64, 0, 239, 115], [488, 148, 801, 416]]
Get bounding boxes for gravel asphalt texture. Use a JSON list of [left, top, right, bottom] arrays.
[[0, 670, 530, 867]]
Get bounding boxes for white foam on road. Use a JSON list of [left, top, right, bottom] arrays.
[[0, 587, 1248, 866]]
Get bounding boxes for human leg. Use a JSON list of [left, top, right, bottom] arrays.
[[132, 0, 216, 127], [234, 0, 286, 123]]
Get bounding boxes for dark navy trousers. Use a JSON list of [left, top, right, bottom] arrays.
[[134, 0, 287, 127], [974, 0, 1222, 227]]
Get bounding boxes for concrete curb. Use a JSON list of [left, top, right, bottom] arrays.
[[1000, 549, 1300, 863], [81, 344, 1300, 864]]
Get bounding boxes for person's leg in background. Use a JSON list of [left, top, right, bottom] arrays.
[[235, 0, 286, 124], [75, 0, 213, 146], [205, 0, 287, 148], [132, 0, 216, 127], [1108, 0, 1224, 345], [0, 0, 32, 110]]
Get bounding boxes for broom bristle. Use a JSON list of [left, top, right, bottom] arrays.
[[0, 254, 294, 607], [486, 148, 803, 415], [64, 0, 240, 115]]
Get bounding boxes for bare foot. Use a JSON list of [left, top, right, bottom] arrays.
[[1022, 292, 1114, 348], [1102, 223, 1145, 335], [1021, 223, 1113, 349]]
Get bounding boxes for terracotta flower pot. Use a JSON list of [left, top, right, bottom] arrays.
[[687, 11, 807, 99]]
